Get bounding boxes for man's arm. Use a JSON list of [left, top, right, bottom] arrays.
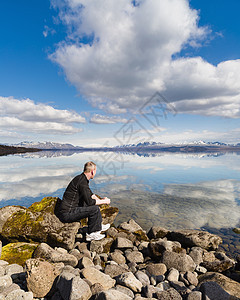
[[91, 194, 111, 205]]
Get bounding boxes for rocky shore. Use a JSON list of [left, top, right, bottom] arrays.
[[0, 197, 240, 299], [0, 145, 41, 156]]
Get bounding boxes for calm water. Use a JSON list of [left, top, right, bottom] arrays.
[[1, 150, 240, 257]]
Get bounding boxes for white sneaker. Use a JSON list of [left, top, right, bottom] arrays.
[[86, 231, 105, 241], [101, 223, 110, 231]]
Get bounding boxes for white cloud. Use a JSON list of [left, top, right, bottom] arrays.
[[90, 113, 128, 124], [50, 0, 240, 118], [0, 96, 85, 135]]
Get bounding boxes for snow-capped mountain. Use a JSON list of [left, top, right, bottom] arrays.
[[13, 141, 82, 150]]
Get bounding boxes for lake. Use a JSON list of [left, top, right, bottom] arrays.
[[1, 150, 240, 257]]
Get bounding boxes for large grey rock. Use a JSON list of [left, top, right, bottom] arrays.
[[200, 281, 237, 300], [96, 289, 132, 300], [147, 226, 170, 239], [148, 238, 182, 259], [168, 229, 222, 250], [189, 247, 203, 265], [118, 219, 143, 233], [166, 268, 179, 282], [135, 270, 150, 286], [57, 271, 92, 300], [116, 272, 142, 292], [161, 251, 195, 272], [104, 264, 129, 278], [155, 287, 182, 299], [114, 285, 134, 298], [25, 258, 60, 298], [82, 267, 116, 290], [198, 272, 240, 298], [0, 275, 12, 290], [184, 271, 198, 286], [187, 291, 202, 300], [5, 290, 33, 300], [146, 263, 167, 276], [90, 238, 114, 254], [115, 237, 133, 249], [33, 243, 78, 267], [109, 251, 126, 264], [78, 257, 94, 269], [125, 250, 144, 264], [201, 259, 235, 272]]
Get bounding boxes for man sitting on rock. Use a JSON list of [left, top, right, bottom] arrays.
[[58, 161, 111, 241]]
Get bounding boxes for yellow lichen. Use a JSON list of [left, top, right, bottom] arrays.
[[1, 242, 38, 266]]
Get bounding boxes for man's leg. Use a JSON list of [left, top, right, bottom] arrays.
[[60, 205, 102, 234]]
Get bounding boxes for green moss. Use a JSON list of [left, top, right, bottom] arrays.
[[28, 197, 58, 214], [1, 242, 38, 266], [134, 230, 149, 242], [2, 210, 45, 243]]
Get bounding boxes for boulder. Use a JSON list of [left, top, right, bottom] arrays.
[[104, 264, 129, 278], [0, 197, 80, 250], [201, 259, 235, 272], [109, 251, 126, 264], [114, 285, 134, 298], [125, 250, 144, 264], [147, 226, 170, 239], [4, 290, 33, 300], [168, 229, 222, 250], [1, 242, 38, 266], [198, 272, 240, 298], [118, 219, 143, 233], [146, 263, 167, 276], [33, 243, 78, 267], [116, 272, 142, 293], [148, 238, 182, 259], [114, 237, 133, 249], [200, 281, 237, 300], [166, 268, 179, 282], [155, 287, 182, 299], [57, 271, 92, 300], [90, 238, 114, 254], [96, 289, 132, 300], [135, 270, 150, 286], [187, 291, 202, 300], [25, 258, 60, 298], [82, 267, 116, 290], [161, 251, 196, 272]]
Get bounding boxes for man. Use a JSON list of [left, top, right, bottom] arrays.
[[58, 161, 111, 241]]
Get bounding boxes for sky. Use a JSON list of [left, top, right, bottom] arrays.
[[0, 0, 240, 147]]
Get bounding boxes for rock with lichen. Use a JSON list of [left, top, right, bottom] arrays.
[[0, 197, 119, 251]]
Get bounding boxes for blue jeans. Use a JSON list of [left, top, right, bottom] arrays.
[[59, 205, 102, 234]]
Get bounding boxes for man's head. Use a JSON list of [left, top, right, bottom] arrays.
[[84, 161, 97, 180]]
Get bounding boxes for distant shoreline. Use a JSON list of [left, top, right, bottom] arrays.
[[0, 145, 41, 156]]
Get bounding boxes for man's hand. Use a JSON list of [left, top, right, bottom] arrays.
[[92, 194, 111, 205]]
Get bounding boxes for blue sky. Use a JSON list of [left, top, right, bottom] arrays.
[[0, 0, 240, 146]]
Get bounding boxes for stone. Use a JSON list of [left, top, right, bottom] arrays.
[[57, 271, 92, 300], [106, 227, 118, 238], [148, 239, 182, 259], [198, 272, 240, 298], [119, 219, 143, 233], [125, 250, 144, 264], [0, 198, 80, 250], [25, 258, 60, 298], [78, 257, 94, 269], [187, 291, 202, 300], [0, 241, 1, 258], [0, 275, 12, 290], [5, 290, 33, 300], [0, 283, 20, 297], [33, 243, 78, 267], [155, 287, 182, 299], [99, 205, 119, 225], [96, 289, 132, 300], [69, 248, 82, 260], [233, 228, 240, 234], [146, 263, 167, 276], [201, 259, 235, 272], [90, 238, 114, 254], [168, 229, 222, 250], [109, 251, 126, 264], [200, 281, 236, 300], [114, 285, 135, 298], [0, 206, 25, 233], [116, 272, 143, 292], [195, 265, 207, 274], [115, 237, 133, 249], [189, 247, 203, 265], [156, 280, 171, 291], [166, 268, 179, 282], [90, 283, 105, 296], [1, 242, 38, 266], [82, 267, 116, 290], [135, 270, 150, 286], [5, 263, 23, 278], [147, 226, 169, 239], [104, 264, 129, 278], [185, 271, 198, 286], [162, 251, 196, 272]]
